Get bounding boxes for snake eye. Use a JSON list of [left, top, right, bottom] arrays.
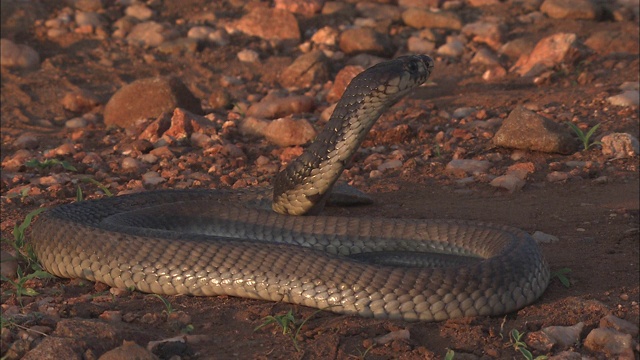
[[406, 61, 419, 73]]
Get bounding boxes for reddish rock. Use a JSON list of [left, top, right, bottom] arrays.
[[326, 65, 364, 103], [234, 7, 300, 43], [279, 50, 329, 88]]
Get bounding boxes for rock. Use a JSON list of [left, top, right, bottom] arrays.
[[531, 231, 559, 244], [547, 351, 583, 360], [437, 36, 465, 57], [499, 37, 537, 59], [471, 48, 500, 66], [402, 8, 462, 30], [237, 49, 259, 62], [126, 21, 178, 47], [452, 107, 475, 119], [263, 117, 317, 147], [461, 21, 504, 50], [607, 90, 640, 107], [600, 133, 639, 159], [247, 94, 315, 119], [0, 39, 40, 69], [541, 322, 584, 348], [356, 3, 402, 21], [234, 7, 300, 44], [583, 328, 635, 359], [445, 159, 491, 175], [65, 117, 87, 129], [490, 174, 525, 192], [378, 159, 403, 172], [61, 90, 100, 113], [99, 340, 158, 360], [0, 251, 18, 279], [125, 4, 154, 21], [238, 117, 269, 138], [142, 171, 165, 185], [407, 36, 436, 54], [187, 26, 229, 46], [103, 77, 203, 128], [467, 0, 500, 5], [546, 171, 570, 182], [493, 106, 577, 154], [157, 38, 199, 55], [75, 11, 103, 29], [74, 0, 104, 12], [162, 108, 211, 145], [311, 26, 339, 46], [326, 65, 364, 102], [512, 33, 584, 77], [13, 134, 39, 149], [584, 31, 639, 55], [540, 0, 601, 20], [208, 89, 232, 110], [23, 319, 120, 360], [279, 50, 329, 88], [121, 157, 142, 172], [482, 66, 507, 81], [600, 315, 639, 337], [274, 0, 324, 16], [339, 27, 394, 57]]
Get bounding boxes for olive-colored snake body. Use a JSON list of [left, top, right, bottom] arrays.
[[31, 55, 550, 321]]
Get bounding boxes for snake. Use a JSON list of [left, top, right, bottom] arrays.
[[30, 55, 550, 322]]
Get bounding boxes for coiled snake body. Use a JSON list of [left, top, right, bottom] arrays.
[[31, 55, 549, 321]]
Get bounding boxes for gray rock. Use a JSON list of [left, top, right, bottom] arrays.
[[583, 328, 635, 359], [452, 107, 475, 119], [499, 37, 536, 59], [540, 0, 602, 20], [541, 322, 584, 348], [126, 21, 178, 47], [103, 77, 203, 128], [279, 50, 329, 88], [471, 47, 500, 66], [121, 157, 141, 172], [263, 117, 317, 147], [355, 3, 401, 21], [0, 251, 18, 279], [546, 171, 570, 182], [407, 36, 436, 54], [142, 171, 165, 185], [75, 11, 103, 28], [125, 4, 154, 21], [402, 8, 462, 30], [247, 94, 315, 119], [445, 159, 492, 175], [512, 33, 584, 77], [531, 231, 559, 244], [437, 36, 465, 57], [600, 315, 639, 337], [234, 7, 300, 44], [607, 90, 640, 107], [0, 39, 40, 69], [13, 134, 39, 149], [65, 117, 87, 129], [339, 27, 394, 57], [600, 133, 639, 159], [99, 340, 158, 360], [584, 31, 639, 55], [461, 21, 504, 50], [237, 49, 259, 62], [493, 106, 577, 154], [490, 174, 525, 192], [378, 159, 403, 172]]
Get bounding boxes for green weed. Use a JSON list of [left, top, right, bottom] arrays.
[[25, 158, 77, 171], [254, 308, 325, 352], [551, 268, 572, 288], [510, 329, 548, 360], [151, 294, 175, 316], [444, 349, 455, 360], [1, 267, 53, 303], [567, 122, 602, 151]]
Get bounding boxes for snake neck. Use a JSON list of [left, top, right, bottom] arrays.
[[272, 55, 435, 216]]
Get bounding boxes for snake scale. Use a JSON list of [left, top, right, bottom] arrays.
[[31, 55, 550, 322]]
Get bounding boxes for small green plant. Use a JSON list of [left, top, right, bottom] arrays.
[[510, 329, 548, 360], [567, 122, 602, 150], [1, 267, 54, 303], [6, 187, 31, 201], [551, 268, 572, 288], [350, 344, 375, 359], [444, 349, 455, 360], [151, 294, 174, 316], [81, 177, 114, 197], [2, 208, 47, 270], [25, 158, 77, 171], [254, 308, 325, 352]]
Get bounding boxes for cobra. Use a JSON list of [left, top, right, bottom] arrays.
[[31, 55, 549, 322]]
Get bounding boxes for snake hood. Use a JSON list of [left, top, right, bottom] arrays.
[[273, 55, 435, 215]]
